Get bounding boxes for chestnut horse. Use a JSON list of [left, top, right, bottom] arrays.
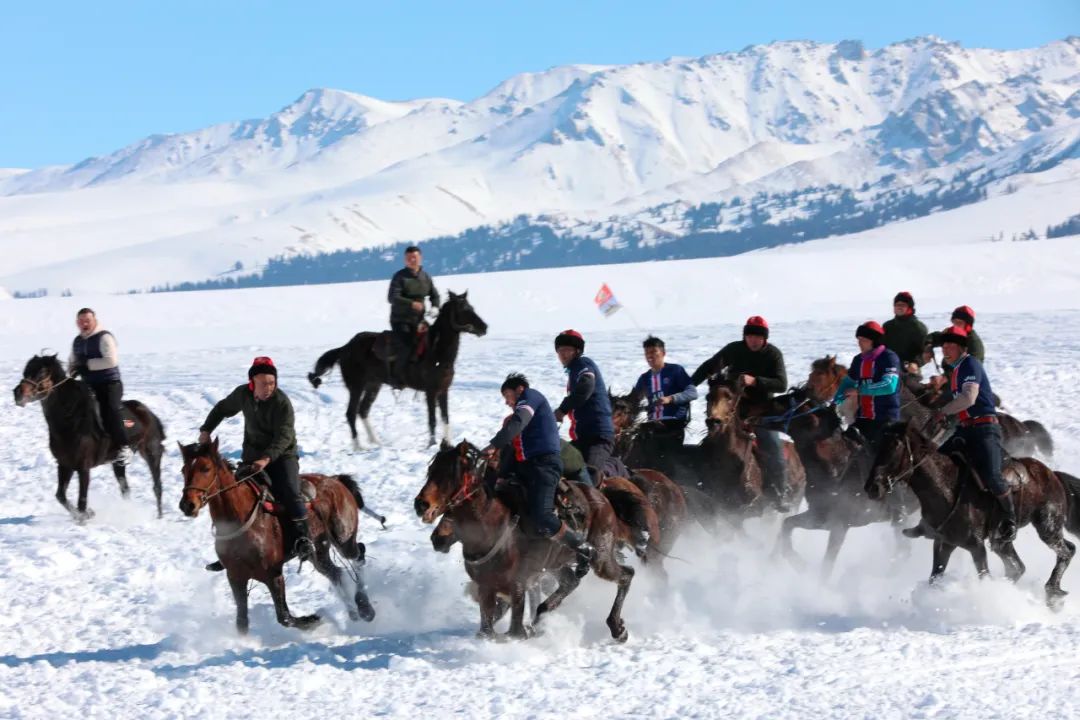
[[866, 421, 1074, 608], [179, 441, 375, 633], [414, 441, 635, 641], [13, 353, 165, 520]]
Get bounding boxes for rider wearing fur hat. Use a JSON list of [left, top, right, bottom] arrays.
[[932, 326, 1015, 542], [883, 291, 929, 368], [553, 330, 615, 481], [832, 321, 901, 450], [689, 316, 791, 510], [199, 356, 314, 562]]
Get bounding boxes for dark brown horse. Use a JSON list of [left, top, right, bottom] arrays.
[[751, 384, 920, 578], [179, 440, 375, 633], [308, 291, 487, 448], [701, 382, 806, 519], [865, 421, 1074, 607], [414, 441, 635, 641], [13, 354, 165, 520]]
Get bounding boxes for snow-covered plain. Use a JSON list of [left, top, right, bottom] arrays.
[[3, 249, 1080, 718]]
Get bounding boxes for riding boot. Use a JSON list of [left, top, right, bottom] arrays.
[[996, 492, 1018, 543], [292, 517, 316, 562], [555, 524, 594, 578]]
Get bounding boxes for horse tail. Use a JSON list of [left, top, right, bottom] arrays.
[[334, 473, 365, 511], [309, 346, 344, 389], [1057, 472, 1080, 538], [601, 481, 658, 561], [1023, 420, 1054, 458], [150, 410, 166, 441]]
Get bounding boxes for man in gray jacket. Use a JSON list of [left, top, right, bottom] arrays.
[[387, 245, 441, 389], [69, 308, 132, 465]]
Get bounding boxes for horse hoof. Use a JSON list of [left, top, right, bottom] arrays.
[[236, 624, 249, 636], [292, 614, 322, 630], [608, 621, 628, 643], [355, 594, 376, 622], [475, 629, 496, 641]]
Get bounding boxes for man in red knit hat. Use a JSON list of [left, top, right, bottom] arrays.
[[689, 316, 791, 510]]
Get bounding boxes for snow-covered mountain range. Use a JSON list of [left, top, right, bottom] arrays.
[[2, 35, 1079, 294]]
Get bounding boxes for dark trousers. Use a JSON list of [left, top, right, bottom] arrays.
[[572, 435, 616, 479], [89, 380, 127, 448], [263, 456, 307, 520], [854, 418, 890, 453], [755, 428, 788, 495], [941, 423, 1005, 496], [646, 419, 686, 454], [514, 453, 563, 538], [390, 323, 416, 383]]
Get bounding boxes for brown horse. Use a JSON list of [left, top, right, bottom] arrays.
[[702, 383, 806, 519], [13, 353, 166, 520], [307, 291, 488, 448], [865, 421, 1074, 607], [414, 441, 635, 641], [178, 440, 375, 633]]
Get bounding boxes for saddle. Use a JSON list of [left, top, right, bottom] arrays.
[[945, 447, 1030, 494], [495, 476, 587, 536], [86, 387, 143, 441], [372, 323, 430, 363], [249, 472, 318, 516]]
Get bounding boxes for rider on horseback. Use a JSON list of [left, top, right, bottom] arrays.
[[69, 308, 133, 466], [883, 291, 929, 371], [387, 245, 441, 390], [482, 373, 594, 573], [553, 330, 616, 480], [689, 315, 791, 510], [630, 335, 697, 453], [932, 326, 1016, 542], [832, 321, 901, 450], [926, 305, 985, 366], [199, 357, 315, 563]]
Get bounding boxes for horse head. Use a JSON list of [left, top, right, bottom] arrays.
[[609, 389, 642, 434], [13, 354, 66, 407], [178, 438, 230, 517], [806, 355, 846, 405], [430, 515, 458, 553], [865, 421, 913, 500], [438, 291, 488, 338], [705, 384, 739, 434], [414, 439, 483, 524]]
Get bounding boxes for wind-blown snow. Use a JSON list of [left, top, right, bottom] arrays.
[[1, 36, 1078, 293], [3, 244, 1080, 717]]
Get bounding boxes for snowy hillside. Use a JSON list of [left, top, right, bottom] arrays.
[[1, 36, 1079, 294]]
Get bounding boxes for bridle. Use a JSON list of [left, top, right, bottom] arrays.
[[19, 372, 72, 400], [182, 456, 267, 539], [443, 447, 490, 513]]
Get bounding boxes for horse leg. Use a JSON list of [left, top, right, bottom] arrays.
[[991, 541, 1026, 583], [426, 391, 437, 447], [346, 389, 361, 450], [149, 442, 164, 518], [773, 510, 819, 571], [75, 467, 94, 522], [339, 533, 376, 622], [820, 525, 849, 581], [477, 587, 498, 639], [968, 541, 991, 578], [929, 540, 957, 585], [527, 583, 542, 624], [593, 551, 634, 643], [358, 384, 381, 447], [310, 540, 357, 621], [56, 465, 77, 516], [1032, 510, 1075, 608], [268, 573, 321, 630], [507, 583, 531, 639], [438, 391, 451, 445], [112, 462, 130, 498], [228, 573, 250, 635], [536, 566, 581, 620]]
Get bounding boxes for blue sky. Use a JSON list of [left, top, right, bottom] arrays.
[[2, 0, 1077, 168]]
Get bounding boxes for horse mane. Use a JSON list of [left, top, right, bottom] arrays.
[[182, 442, 235, 472], [811, 355, 846, 376]]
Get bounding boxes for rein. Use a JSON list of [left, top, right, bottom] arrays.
[[183, 460, 268, 540], [22, 373, 73, 399], [463, 516, 519, 567]]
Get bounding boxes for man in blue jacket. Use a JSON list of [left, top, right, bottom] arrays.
[[631, 336, 697, 456], [553, 330, 616, 480], [482, 373, 593, 574], [832, 321, 901, 450]]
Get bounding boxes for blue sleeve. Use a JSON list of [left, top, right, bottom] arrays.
[[833, 376, 856, 405], [860, 374, 899, 396]]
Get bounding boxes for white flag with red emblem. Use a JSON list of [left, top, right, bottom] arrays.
[[594, 283, 622, 318]]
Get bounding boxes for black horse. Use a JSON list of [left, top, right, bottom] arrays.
[[13, 354, 166, 520], [308, 291, 488, 448]]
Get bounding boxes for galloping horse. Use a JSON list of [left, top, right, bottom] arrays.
[[308, 291, 488, 448], [414, 441, 635, 641], [179, 440, 375, 633], [13, 354, 166, 520], [866, 421, 1074, 608]]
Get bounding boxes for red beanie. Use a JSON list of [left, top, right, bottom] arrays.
[[743, 315, 769, 339], [938, 326, 968, 347], [951, 305, 975, 326], [856, 321, 885, 346], [554, 329, 585, 352]]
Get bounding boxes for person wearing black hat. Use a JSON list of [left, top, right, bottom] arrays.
[[926, 326, 1015, 542], [198, 356, 314, 564], [883, 291, 929, 368], [553, 329, 615, 481], [387, 245, 441, 389], [927, 305, 985, 365], [689, 316, 791, 510], [831, 321, 901, 450]]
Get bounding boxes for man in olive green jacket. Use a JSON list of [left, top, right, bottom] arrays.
[[883, 291, 929, 368], [387, 245, 441, 389], [199, 356, 312, 563]]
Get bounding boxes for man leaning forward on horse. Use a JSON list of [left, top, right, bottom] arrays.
[[199, 357, 315, 568], [482, 373, 594, 575]]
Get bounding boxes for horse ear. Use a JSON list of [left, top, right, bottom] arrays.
[[211, 436, 219, 453], [178, 441, 191, 461], [461, 290, 468, 299], [447, 290, 458, 301], [440, 438, 453, 452]]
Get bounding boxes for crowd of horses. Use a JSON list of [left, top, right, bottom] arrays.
[[11, 293, 1080, 642]]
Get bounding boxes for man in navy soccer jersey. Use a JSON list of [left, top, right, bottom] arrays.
[[631, 336, 698, 456]]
